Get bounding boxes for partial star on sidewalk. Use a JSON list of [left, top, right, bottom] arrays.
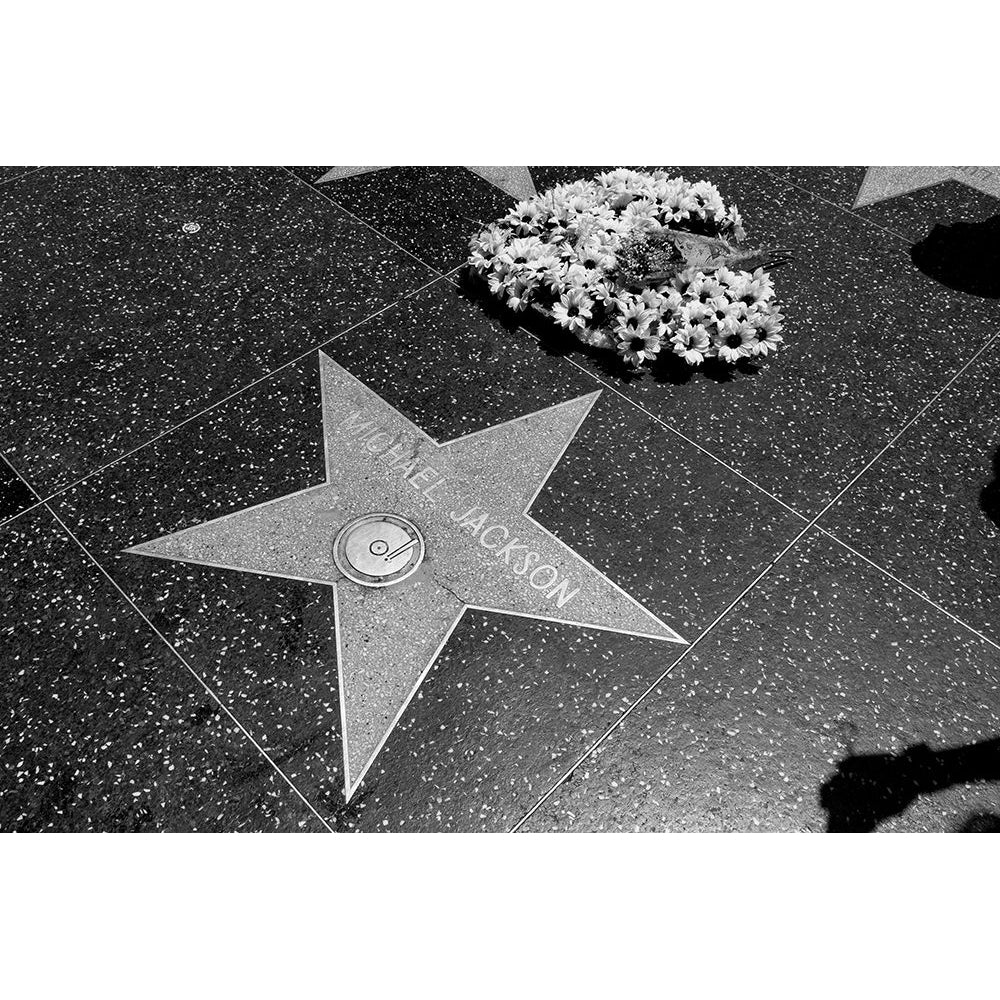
[[126, 352, 685, 800], [854, 166, 1000, 208], [314, 165, 537, 201]]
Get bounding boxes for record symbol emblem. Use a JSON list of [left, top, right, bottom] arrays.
[[333, 513, 425, 587]]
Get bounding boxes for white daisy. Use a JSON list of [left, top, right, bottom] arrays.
[[712, 317, 755, 362], [551, 288, 594, 333], [616, 330, 662, 366], [504, 200, 544, 235], [671, 324, 711, 365]]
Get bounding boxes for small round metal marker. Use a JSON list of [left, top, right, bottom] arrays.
[[333, 513, 425, 588], [181, 221, 201, 234]]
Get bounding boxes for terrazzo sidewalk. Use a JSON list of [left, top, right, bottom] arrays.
[[2, 166, 998, 832]]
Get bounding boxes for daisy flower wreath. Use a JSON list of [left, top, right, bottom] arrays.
[[467, 169, 786, 370]]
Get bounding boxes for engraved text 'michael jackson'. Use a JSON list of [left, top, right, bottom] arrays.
[[448, 504, 581, 608], [341, 409, 581, 608], [341, 409, 450, 500]]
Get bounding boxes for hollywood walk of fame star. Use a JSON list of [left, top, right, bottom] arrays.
[[127, 353, 686, 799], [854, 166, 1000, 208], [314, 165, 537, 202]]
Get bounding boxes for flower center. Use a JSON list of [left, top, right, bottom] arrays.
[[726, 333, 743, 348]]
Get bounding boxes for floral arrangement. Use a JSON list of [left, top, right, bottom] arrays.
[[467, 169, 786, 370]]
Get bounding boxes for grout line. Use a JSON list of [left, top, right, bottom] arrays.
[[509, 325, 1000, 831], [0, 166, 47, 190], [753, 167, 916, 246], [813, 524, 1000, 655], [0, 496, 47, 530], [280, 167, 452, 278], [4, 460, 337, 832], [0, 268, 461, 527]]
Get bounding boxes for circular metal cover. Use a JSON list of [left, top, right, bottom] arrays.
[[332, 513, 425, 587]]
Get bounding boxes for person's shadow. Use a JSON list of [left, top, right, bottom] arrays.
[[981, 446, 1000, 526], [818, 736, 1000, 832], [911, 214, 1000, 298]]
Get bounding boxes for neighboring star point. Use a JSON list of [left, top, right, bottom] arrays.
[[314, 165, 537, 201], [853, 166, 1000, 208], [128, 352, 684, 800]]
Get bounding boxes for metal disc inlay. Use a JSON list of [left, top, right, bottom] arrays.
[[333, 513, 425, 587]]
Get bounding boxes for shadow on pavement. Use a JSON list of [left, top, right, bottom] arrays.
[[819, 736, 1000, 832], [911, 214, 1000, 298]]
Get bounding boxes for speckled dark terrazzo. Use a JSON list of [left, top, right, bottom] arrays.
[[823, 345, 1000, 644], [0, 506, 324, 832], [339, 612, 676, 831], [520, 530, 1000, 833], [0, 167, 37, 185], [509, 165, 1000, 516], [764, 166, 1000, 243], [0, 166, 434, 496], [49, 280, 803, 830], [0, 455, 35, 523], [287, 166, 519, 273]]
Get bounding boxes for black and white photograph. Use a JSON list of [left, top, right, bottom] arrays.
[[2, 4, 996, 996]]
